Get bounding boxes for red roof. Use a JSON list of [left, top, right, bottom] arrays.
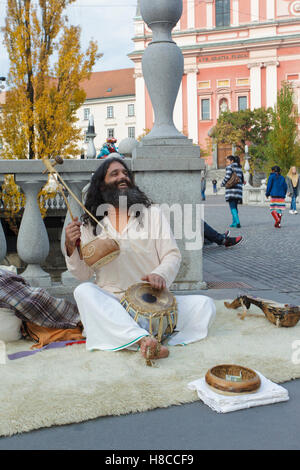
[[81, 68, 135, 100]]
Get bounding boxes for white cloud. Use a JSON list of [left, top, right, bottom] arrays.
[[0, 0, 138, 78]]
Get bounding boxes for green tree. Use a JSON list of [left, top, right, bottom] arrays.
[[264, 81, 300, 175], [0, 0, 100, 160], [210, 108, 273, 170]]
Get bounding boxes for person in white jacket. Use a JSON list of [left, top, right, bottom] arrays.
[[65, 157, 215, 361]]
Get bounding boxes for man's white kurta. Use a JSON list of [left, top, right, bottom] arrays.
[[65, 206, 216, 351]]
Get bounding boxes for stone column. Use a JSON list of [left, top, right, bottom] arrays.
[[232, 0, 239, 26], [187, 0, 195, 29], [251, 0, 259, 22], [86, 114, 97, 159], [16, 176, 51, 286], [265, 60, 279, 109], [266, 0, 275, 20], [140, 0, 186, 140], [60, 178, 89, 286], [186, 65, 199, 143], [0, 176, 7, 263], [248, 62, 262, 110], [134, 71, 146, 138], [133, 0, 206, 291], [205, 0, 214, 29]]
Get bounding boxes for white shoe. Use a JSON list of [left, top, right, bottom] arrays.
[[289, 210, 294, 214], [294, 210, 298, 214]]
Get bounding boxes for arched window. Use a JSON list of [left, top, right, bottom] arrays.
[[216, 0, 230, 27]]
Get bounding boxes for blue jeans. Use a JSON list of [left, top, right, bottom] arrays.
[[228, 199, 238, 211], [204, 222, 224, 245], [291, 188, 297, 211], [201, 190, 206, 201]]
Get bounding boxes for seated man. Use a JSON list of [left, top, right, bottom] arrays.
[[0, 267, 80, 329], [65, 156, 216, 361], [204, 222, 243, 248]]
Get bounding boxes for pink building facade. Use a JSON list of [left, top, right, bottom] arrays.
[[129, 0, 300, 167]]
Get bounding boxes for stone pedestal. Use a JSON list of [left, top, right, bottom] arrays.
[[132, 143, 206, 291]]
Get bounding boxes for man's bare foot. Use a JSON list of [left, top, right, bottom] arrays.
[[138, 336, 169, 360]]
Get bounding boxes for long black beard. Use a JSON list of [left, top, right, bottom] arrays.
[[101, 183, 150, 212]]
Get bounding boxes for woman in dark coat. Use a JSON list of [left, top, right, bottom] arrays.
[[221, 155, 244, 228]]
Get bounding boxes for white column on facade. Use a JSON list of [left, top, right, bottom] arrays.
[[206, 0, 213, 29], [248, 63, 262, 110], [266, 0, 275, 20], [251, 0, 259, 22], [173, 82, 183, 134], [186, 67, 198, 144], [265, 61, 279, 109], [232, 0, 239, 26], [134, 72, 146, 138], [187, 0, 195, 29]]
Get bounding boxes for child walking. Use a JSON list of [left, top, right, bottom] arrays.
[[266, 166, 287, 228]]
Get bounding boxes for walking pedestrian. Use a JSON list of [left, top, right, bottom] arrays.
[[201, 175, 206, 201], [266, 165, 287, 228], [221, 155, 244, 228], [286, 166, 300, 214], [212, 179, 218, 195]]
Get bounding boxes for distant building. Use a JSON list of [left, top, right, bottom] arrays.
[[130, 0, 300, 168], [78, 68, 136, 155]]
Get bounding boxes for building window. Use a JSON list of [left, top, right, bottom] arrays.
[[217, 79, 230, 88], [107, 106, 114, 119], [128, 127, 135, 139], [215, 0, 230, 27], [83, 108, 90, 120], [201, 99, 210, 120], [236, 78, 249, 86], [198, 81, 210, 89], [238, 96, 247, 111], [107, 128, 115, 138], [128, 104, 135, 117]]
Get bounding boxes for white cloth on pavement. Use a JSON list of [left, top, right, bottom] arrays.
[[188, 372, 289, 413]]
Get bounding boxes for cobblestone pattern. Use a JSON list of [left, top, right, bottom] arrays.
[[203, 196, 300, 293]]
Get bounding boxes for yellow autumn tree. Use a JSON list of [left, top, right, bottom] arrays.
[[0, 0, 100, 228], [0, 0, 100, 160]]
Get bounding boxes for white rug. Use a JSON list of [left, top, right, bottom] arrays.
[[1, 300, 300, 437]]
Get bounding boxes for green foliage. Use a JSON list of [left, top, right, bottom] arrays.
[[210, 108, 273, 170], [264, 81, 300, 175]]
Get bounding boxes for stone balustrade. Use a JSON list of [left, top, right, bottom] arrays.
[[0, 159, 106, 286]]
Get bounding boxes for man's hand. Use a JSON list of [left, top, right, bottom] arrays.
[[65, 217, 81, 257], [141, 274, 166, 290]]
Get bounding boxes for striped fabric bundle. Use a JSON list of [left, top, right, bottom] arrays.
[[0, 268, 80, 329]]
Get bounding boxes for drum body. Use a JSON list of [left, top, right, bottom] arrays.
[[80, 237, 120, 269], [120, 283, 177, 342]]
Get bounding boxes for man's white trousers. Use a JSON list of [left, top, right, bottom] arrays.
[[74, 282, 216, 351]]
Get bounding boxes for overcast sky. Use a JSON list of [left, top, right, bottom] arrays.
[[0, 0, 138, 82]]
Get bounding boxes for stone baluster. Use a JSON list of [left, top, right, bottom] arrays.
[[0, 176, 7, 263], [16, 176, 51, 286], [86, 114, 97, 159], [140, 0, 186, 140], [60, 177, 92, 286]]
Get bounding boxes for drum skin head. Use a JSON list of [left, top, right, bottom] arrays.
[[125, 282, 174, 314]]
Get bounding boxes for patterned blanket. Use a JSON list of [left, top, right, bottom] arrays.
[[0, 268, 80, 329]]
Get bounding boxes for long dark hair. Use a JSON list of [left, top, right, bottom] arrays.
[[82, 156, 152, 234]]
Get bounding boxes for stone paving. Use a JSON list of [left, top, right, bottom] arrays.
[[201, 195, 300, 304]]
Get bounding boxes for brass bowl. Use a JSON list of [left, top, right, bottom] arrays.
[[205, 364, 261, 396]]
